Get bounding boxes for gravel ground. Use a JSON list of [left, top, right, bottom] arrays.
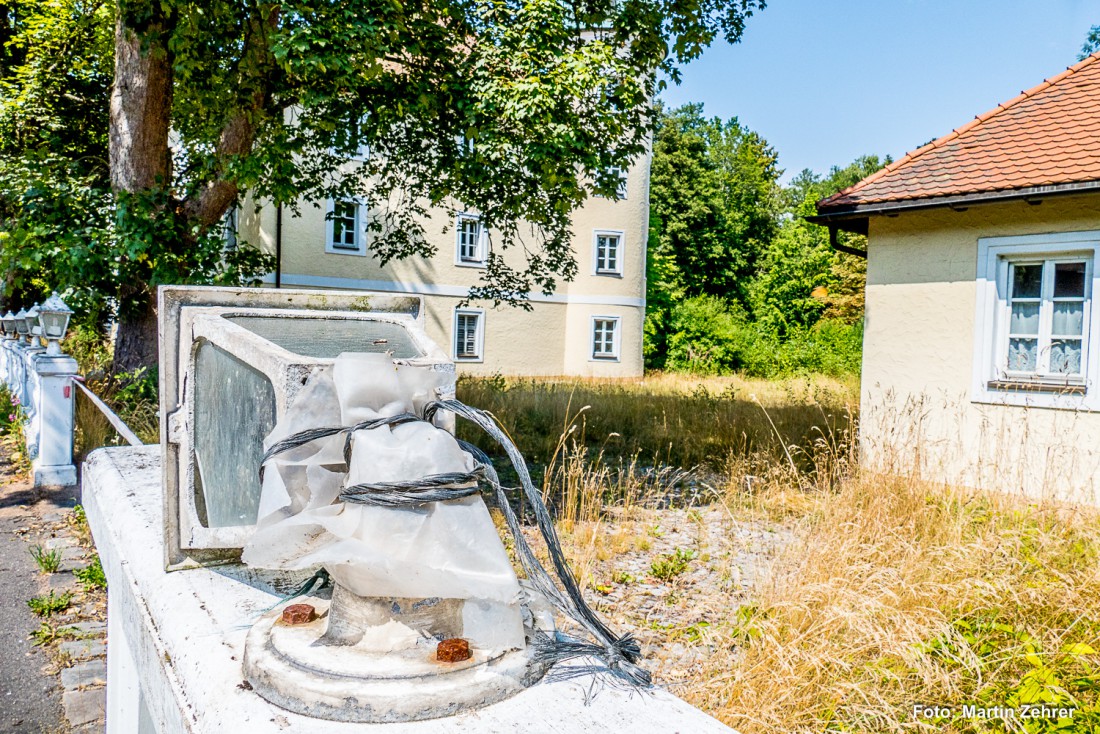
[[524, 503, 793, 692]]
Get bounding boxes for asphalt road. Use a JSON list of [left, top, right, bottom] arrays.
[[0, 465, 76, 733]]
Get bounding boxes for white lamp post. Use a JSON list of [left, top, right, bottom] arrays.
[[38, 294, 72, 356]]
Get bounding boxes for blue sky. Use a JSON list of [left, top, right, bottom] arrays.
[[659, 0, 1096, 182]]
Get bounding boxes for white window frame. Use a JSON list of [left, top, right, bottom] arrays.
[[972, 230, 1100, 410], [592, 229, 624, 277], [594, 166, 628, 200], [454, 213, 488, 268], [453, 308, 485, 362], [590, 315, 621, 361], [325, 199, 367, 256]]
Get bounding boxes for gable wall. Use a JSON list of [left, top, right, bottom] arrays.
[[862, 193, 1100, 502]]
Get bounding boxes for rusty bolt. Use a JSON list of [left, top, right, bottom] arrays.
[[281, 603, 316, 625], [436, 638, 471, 663]]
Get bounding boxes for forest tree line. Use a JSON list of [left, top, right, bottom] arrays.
[[644, 103, 887, 377]]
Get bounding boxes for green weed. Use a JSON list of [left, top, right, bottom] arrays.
[[28, 591, 72, 617], [650, 548, 697, 581], [29, 545, 61, 573], [74, 555, 106, 591]]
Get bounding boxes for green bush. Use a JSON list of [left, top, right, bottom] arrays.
[[663, 295, 862, 378], [665, 295, 749, 374]]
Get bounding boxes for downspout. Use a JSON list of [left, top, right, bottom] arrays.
[[275, 202, 283, 288], [829, 225, 867, 259]]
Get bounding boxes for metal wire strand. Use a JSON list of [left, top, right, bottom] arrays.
[[257, 399, 651, 689]]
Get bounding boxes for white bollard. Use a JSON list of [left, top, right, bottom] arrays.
[[31, 352, 77, 487]]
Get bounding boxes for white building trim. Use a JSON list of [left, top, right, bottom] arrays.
[[972, 229, 1100, 411]]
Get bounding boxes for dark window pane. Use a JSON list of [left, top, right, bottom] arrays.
[[1012, 264, 1042, 298], [1054, 262, 1086, 297]]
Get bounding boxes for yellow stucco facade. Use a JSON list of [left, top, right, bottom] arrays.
[[862, 194, 1100, 503], [239, 160, 649, 377]]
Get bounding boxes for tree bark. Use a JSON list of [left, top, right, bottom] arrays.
[[109, 4, 173, 372], [113, 286, 159, 375]]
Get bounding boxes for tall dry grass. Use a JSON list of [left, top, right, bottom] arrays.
[[694, 468, 1100, 733], [457, 371, 857, 474], [494, 374, 1100, 732]]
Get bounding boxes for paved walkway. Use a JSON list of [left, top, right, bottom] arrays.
[[0, 451, 106, 734], [0, 467, 72, 732]]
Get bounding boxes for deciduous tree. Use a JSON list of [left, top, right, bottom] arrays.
[[108, 0, 766, 369]]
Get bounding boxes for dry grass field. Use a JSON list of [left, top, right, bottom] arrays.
[[464, 374, 1100, 734]]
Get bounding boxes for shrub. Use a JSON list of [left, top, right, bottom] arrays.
[[663, 294, 863, 378], [665, 295, 751, 374]]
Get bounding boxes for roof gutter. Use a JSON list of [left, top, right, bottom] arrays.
[[806, 179, 1100, 234]]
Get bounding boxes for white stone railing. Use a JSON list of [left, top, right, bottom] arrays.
[[0, 336, 78, 487]]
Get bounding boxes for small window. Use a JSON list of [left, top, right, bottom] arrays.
[[596, 167, 628, 199], [1004, 259, 1089, 377], [454, 310, 484, 361], [222, 206, 238, 253], [973, 231, 1100, 410], [326, 200, 364, 255], [591, 317, 620, 360], [593, 230, 623, 276], [456, 215, 486, 266]]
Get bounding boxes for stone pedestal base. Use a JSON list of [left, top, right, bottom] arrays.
[[243, 595, 549, 723]]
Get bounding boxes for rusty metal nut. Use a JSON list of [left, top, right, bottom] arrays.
[[281, 603, 317, 625], [436, 638, 471, 663]]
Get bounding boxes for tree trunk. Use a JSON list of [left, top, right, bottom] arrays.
[[109, 7, 173, 192], [109, 4, 173, 371], [113, 287, 159, 375]]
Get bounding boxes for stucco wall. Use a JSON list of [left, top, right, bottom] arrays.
[[862, 194, 1100, 503], [239, 158, 649, 377]]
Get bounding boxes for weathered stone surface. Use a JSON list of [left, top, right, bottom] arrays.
[[58, 559, 86, 573], [60, 546, 86, 561], [44, 537, 76, 550], [61, 659, 107, 689], [62, 688, 105, 726], [60, 638, 106, 660], [58, 621, 106, 638], [48, 573, 75, 592]]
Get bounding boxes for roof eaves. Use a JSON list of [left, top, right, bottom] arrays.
[[807, 179, 1100, 227]]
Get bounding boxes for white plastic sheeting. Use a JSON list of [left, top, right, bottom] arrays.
[[242, 353, 525, 653]]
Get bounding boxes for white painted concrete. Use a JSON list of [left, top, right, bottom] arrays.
[[0, 339, 77, 487], [83, 446, 738, 734]]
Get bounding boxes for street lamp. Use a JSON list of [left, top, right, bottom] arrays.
[[38, 293, 73, 356]]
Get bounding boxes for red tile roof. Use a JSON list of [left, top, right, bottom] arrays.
[[817, 51, 1100, 213]]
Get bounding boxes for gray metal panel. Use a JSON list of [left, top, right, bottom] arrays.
[[225, 316, 421, 359]]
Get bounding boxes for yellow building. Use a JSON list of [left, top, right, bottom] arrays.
[[812, 52, 1100, 503], [238, 158, 649, 378]]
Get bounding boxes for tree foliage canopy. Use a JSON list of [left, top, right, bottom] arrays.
[[644, 102, 886, 376], [121, 0, 765, 305]]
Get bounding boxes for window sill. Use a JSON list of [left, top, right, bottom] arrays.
[[987, 379, 1087, 395], [590, 355, 620, 362], [454, 260, 487, 269], [326, 246, 367, 257], [594, 271, 623, 278]]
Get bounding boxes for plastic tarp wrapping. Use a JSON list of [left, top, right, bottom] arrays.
[[242, 353, 525, 654]]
